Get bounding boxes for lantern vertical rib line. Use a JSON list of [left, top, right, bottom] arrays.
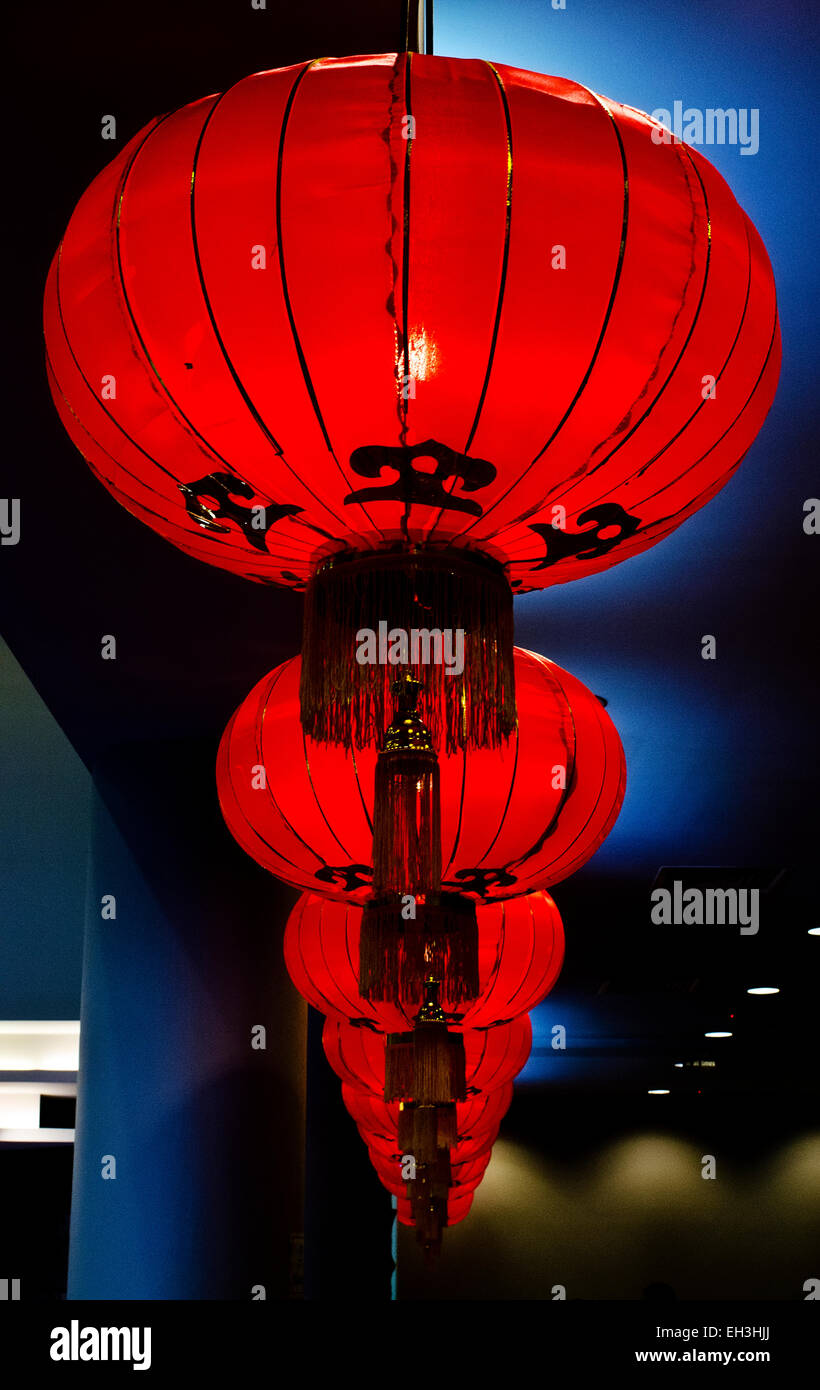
[[55, 195, 193, 489], [646, 304, 781, 502], [632, 219, 753, 478], [221, 713, 313, 876], [426, 59, 514, 544], [399, 49, 413, 463], [250, 667, 343, 867], [500, 660, 580, 884], [463, 61, 514, 454], [349, 743, 375, 836], [44, 340, 202, 521], [581, 140, 714, 482], [188, 74, 353, 535], [300, 723, 358, 862], [471, 705, 521, 868], [453, 86, 631, 541], [52, 262, 298, 563], [573, 292, 781, 545], [608, 277, 780, 515], [112, 103, 266, 484], [274, 62, 385, 541], [491, 210, 751, 544], [440, 746, 469, 878], [510, 282, 778, 576], [489, 138, 744, 536]]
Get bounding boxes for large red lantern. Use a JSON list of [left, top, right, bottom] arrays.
[[323, 1015, 532, 1098], [217, 647, 625, 902], [45, 55, 779, 595], [284, 889, 563, 1028]]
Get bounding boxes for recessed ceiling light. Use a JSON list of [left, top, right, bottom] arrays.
[[746, 986, 779, 995], [704, 1031, 732, 1038], [648, 1088, 670, 1094]]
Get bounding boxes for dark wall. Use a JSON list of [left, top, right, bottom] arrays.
[[398, 1095, 820, 1299]]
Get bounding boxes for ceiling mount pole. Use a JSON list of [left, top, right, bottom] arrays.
[[403, 0, 433, 53]]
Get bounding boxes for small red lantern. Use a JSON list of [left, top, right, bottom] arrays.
[[342, 1083, 514, 1149], [284, 889, 563, 1027], [218, 647, 624, 902], [371, 1146, 490, 1198], [397, 1191, 473, 1228], [366, 1126, 495, 1167], [323, 1015, 532, 1098]]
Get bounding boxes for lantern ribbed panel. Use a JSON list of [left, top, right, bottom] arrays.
[[284, 890, 564, 1028], [322, 1015, 532, 1097]]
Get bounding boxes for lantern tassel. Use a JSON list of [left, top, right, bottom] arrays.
[[370, 670, 441, 897], [385, 1024, 467, 1107], [359, 893, 479, 1005], [373, 754, 440, 894], [299, 547, 516, 754], [399, 1103, 458, 1164]]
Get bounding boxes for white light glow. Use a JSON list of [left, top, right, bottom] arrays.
[[0, 1022, 80, 1071], [0, 1128, 74, 1144], [746, 986, 780, 995], [648, 1089, 670, 1094], [704, 1031, 732, 1038], [0, 1083, 77, 1130]]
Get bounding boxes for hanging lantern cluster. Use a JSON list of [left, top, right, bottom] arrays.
[[44, 44, 780, 1262], [219, 649, 620, 1253], [285, 889, 562, 1252]]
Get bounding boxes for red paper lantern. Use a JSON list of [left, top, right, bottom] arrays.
[[371, 1147, 490, 1197], [366, 1126, 494, 1166], [45, 55, 779, 594], [342, 1083, 514, 1149], [323, 1015, 532, 1097], [218, 647, 624, 902], [285, 890, 563, 1027], [397, 1191, 473, 1228]]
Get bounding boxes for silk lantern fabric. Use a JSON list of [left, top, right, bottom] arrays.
[[217, 647, 625, 902], [285, 890, 564, 1027], [45, 55, 779, 594], [323, 1015, 532, 1098]]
